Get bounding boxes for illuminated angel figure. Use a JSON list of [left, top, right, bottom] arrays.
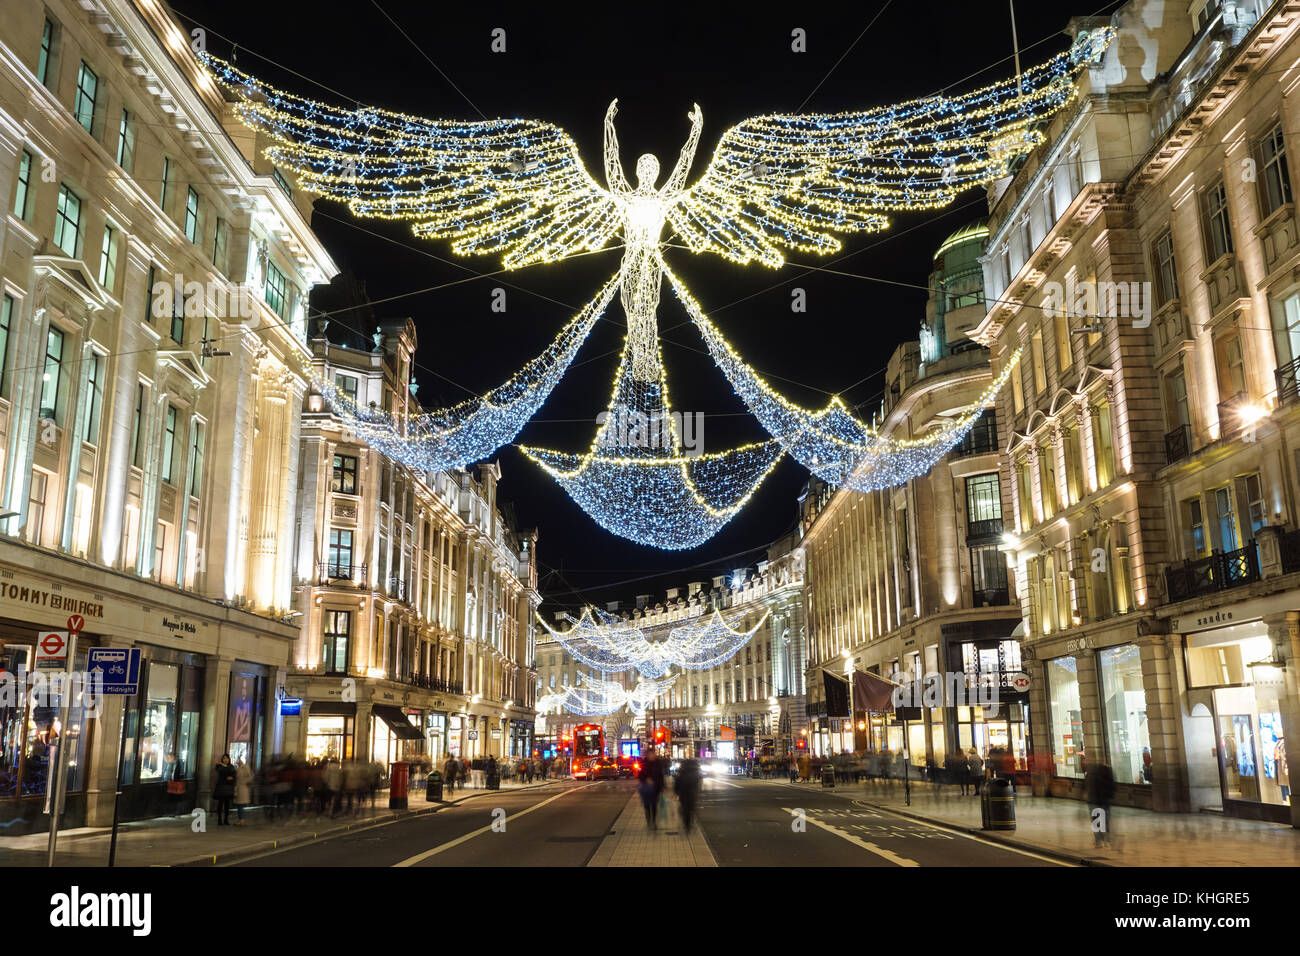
[[201, 27, 1113, 546]]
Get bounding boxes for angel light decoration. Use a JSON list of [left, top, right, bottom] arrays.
[[201, 27, 1112, 549]]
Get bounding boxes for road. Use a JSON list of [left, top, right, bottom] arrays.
[[232, 774, 1070, 867]]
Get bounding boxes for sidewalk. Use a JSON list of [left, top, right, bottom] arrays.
[[765, 776, 1300, 866], [0, 778, 559, 868], [588, 792, 715, 867]]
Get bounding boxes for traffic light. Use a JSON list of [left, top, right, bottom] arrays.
[[796, 738, 807, 750]]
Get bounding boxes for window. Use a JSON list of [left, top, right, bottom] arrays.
[[1091, 401, 1115, 488], [1214, 333, 1246, 401], [83, 351, 103, 444], [211, 217, 228, 273], [336, 373, 359, 404], [1054, 308, 1072, 372], [1186, 497, 1207, 557], [1165, 367, 1189, 429], [970, 544, 1009, 604], [1040, 445, 1059, 518], [160, 156, 174, 213], [328, 529, 354, 578], [73, 61, 97, 134], [37, 18, 56, 89], [39, 326, 64, 422], [1011, 359, 1025, 413], [1019, 217, 1033, 259], [323, 610, 352, 674], [1202, 180, 1234, 262], [1016, 457, 1034, 529], [1215, 486, 1239, 552], [115, 109, 134, 172], [1031, 329, 1047, 394], [272, 168, 292, 197], [53, 184, 81, 257], [183, 187, 200, 243], [1046, 656, 1085, 778], [0, 294, 11, 396], [1245, 472, 1266, 541], [965, 473, 1002, 525], [170, 288, 185, 346], [188, 422, 205, 498], [12, 150, 32, 220], [1258, 123, 1293, 216], [130, 383, 145, 468], [264, 261, 287, 316], [161, 404, 178, 484], [1062, 422, 1083, 505], [1152, 228, 1178, 306], [1099, 645, 1151, 786], [332, 454, 358, 494], [27, 470, 48, 546], [97, 224, 118, 289]]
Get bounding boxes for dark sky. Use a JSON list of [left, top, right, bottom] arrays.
[[168, 0, 1100, 608]]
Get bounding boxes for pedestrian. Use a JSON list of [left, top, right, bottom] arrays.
[[1084, 758, 1117, 848], [675, 757, 703, 830], [797, 751, 811, 783], [637, 757, 660, 830], [444, 753, 459, 794], [212, 754, 237, 826], [966, 748, 984, 796], [233, 757, 253, 825], [324, 759, 343, 817], [787, 754, 798, 783]]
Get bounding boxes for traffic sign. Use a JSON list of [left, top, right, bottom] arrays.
[[87, 648, 141, 696], [35, 631, 69, 671], [66, 614, 85, 634]]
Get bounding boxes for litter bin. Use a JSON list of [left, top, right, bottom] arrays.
[[820, 763, 836, 788], [389, 761, 410, 810], [486, 769, 501, 790], [982, 777, 1016, 831], [425, 770, 443, 802]]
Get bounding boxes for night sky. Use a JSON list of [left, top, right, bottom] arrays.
[[168, 0, 1103, 609]]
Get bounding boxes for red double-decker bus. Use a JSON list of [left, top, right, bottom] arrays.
[[571, 723, 605, 778]]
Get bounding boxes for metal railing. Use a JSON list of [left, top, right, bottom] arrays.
[[967, 517, 1004, 541], [1276, 356, 1300, 406], [318, 562, 366, 586], [1165, 544, 1259, 602], [954, 412, 999, 459], [971, 586, 1011, 607], [394, 673, 463, 694], [1164, 423, 1192, 464], [1281, 528, 1300, 575]]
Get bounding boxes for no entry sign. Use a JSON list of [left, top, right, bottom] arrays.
[[35, 630, 69, 671], [66, 614, 85, 634]]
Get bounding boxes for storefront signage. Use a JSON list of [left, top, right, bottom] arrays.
[[1008, 672, 1031, 692], [1171, 610, 1235, 633], [35, 631, 69, 671], [160, 615, 198, 636], [279, 697, 303, 716], [1065, 637, 1089, 653], [87, 648, 141, 695], [468, 730, 479, 741], [0, 578, 105, 619]]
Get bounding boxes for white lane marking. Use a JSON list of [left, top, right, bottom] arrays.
[[771, 781, 1074, 867], [783, 807, 920, 867], [394, 784, 595, 867], [705, 776, 743, 789]]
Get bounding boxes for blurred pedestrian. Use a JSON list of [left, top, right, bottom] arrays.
[[443, 753, 460, 794], [966, 748, 984, 796], [233, 758, 253, 825], [637, 757, 660, 830], [675, 757, 703, 830], [1084, 758, 1117, 848], [212, 754, 236, 826]]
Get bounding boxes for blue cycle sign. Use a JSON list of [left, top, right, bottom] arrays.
[[87, 648, 141, 696]]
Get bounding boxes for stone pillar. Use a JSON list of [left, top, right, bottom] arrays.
[[248, 367, 288, 607], [1138, 631, 1185, 811], [274, 378, 305, 608], [198, 655, 235, 810], [82, 635, 136, 827], [355, 701, 374, 764], [1075, 648, 1103, 781], [1265, 612, 1300, 829]]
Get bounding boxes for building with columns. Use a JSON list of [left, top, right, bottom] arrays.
[[799, 221, 1026, 768], [0, 0, 336, 832], [287, 279, 540, 771], [535, 533, 806, 762], [973, 0, 1300, 825]]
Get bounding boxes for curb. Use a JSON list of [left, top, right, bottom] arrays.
[[168, 781, 560, 867]]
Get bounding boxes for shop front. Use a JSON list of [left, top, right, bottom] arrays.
[[369, 703, 425, 772], [306, 702, 355, 762], [1181, 620, 1292, 823]]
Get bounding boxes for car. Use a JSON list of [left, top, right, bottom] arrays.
[[616, 756, 641, 778], [590, 757, 620, 780]]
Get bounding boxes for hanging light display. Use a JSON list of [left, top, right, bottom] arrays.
[[539, 605, 767, 680], [314, 276, 617, 472], [202, 27, 1112, 547], [537, 673, 678, 717]]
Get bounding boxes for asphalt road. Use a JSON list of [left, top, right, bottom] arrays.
[[231, 774, 1070, 867]]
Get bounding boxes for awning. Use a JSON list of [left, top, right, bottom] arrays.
[[309, 701, 356, 716], [372, 704, 424, 740]]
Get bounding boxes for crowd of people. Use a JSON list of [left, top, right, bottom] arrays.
[[439, 753, 565, 792], [635, 752, 702, 831], [782, 746, 1025, 793], [208, 753, 386, 825]]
